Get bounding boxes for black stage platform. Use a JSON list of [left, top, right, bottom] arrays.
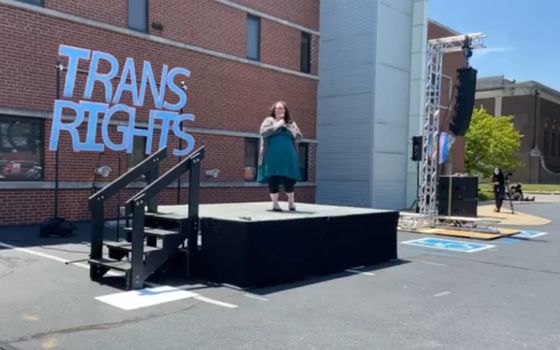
[[157, 202, 399, 288]]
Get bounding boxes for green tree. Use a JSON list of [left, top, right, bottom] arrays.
[[464, 108, 524, 178]]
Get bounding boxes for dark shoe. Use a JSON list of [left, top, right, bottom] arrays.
[[272, 207, 283, 212], [289, 206, 296, 211]]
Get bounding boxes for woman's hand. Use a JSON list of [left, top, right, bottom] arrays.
[[289, 122, 303, 140]]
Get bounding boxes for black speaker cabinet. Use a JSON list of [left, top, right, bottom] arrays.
[[438, 198, 478, 217], [438, 176, 478, 217], [450, 67, 477, 136]]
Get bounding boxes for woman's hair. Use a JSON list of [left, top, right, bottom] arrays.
[[269, 101, 292, 123]]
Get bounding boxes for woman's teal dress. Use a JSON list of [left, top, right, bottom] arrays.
[[258, 128, 301, 183]]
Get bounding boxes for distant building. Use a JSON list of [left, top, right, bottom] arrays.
[[476, 76, 560, 183]]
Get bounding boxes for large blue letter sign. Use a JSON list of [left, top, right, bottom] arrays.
[[50, 44, 196, 156]]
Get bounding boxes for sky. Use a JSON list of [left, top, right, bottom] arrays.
[[429, 0, 560, 91]]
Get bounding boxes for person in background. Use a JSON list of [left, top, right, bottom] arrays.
[[491, 167, 506, 212], [258, 101, 302, 211]]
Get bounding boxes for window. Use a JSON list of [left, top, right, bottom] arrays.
[[128, 135, 147, 168], [16, 0, 43, 5], [558, 133, 560, 158], [300, 32, 311, 73], [0, 117, 43, 181], [298, 143, 309, 181], [128, 0, 148, 32], [127, 135, 148, 181], [246, 15, 261, 61], [244, 138, 259, 181], [543, 131, 550, 156]]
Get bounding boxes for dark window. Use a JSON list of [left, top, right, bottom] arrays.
[[558, 133, 560, 158], [298, 143, 309, 181], [246, 15, 261, 61], [0, 117, 43, 181], [300, 32, 311, 73], [128, 0, 148, 32], [127, 135, 148, 181], [552, 133, 558, 157], [128, 135, 147, 168], [16, 0, 43, 5], [543, 131, 550, 156], [244, 138, 259, 181]]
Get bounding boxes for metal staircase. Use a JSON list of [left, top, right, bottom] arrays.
[[87, 146, 205, 290]]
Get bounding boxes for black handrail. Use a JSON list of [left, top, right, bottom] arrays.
[[127, 146, 205, 282], [124, 146, 205, 214], [88, 147, 168, 207], [89, 147, 167, 261]]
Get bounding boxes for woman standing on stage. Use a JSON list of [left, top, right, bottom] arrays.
[[258, 101, 303, 211]]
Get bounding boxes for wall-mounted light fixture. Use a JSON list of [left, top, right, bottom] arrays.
[[205, 168, 220, 178], [152, 22, 164, 30]]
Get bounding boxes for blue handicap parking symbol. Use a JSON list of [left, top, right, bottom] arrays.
[[513, 230, 548, 239], [401, 238, 495, 253]]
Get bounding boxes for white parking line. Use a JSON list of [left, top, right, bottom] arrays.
[[420, 260, 447, 267], [244, 293, 268, 301], [221, 283, 243, 290], [144, 281, 238, 308], [1, 241, 73, 263], [0, 240, 121, 276], [345, 269, 375, 276], [1, 240, 237, 309], [434, 291, 451, 297], [193, 296, 238, 308]]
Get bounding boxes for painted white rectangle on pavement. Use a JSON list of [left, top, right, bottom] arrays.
[[95, 286, 198, 310], [401, 238, 495, 253], [514, 230, 548, 239]]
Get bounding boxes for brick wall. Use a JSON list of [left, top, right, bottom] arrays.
[[261, 20, 301, 72], [231, 0, 319, 30], [0, 186, 316, 226], [475, 98, 495, 115], [46, 0, 127, 27], [150, 0, 246, 58], [0, 5, 317, 136], [0, 2, 318, 225], [38, 0, 319, 74]]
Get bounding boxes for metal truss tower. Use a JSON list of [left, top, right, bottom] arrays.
[[417, 33, 486, 222]]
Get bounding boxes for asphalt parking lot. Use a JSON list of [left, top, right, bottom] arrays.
[[1, 201, 558, 350]]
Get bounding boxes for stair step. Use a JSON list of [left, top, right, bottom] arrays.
[[123, 227, 179, 238], [105, 241, 162, 254], [88, 258, 131, 272], [146, 212, 189, 221]]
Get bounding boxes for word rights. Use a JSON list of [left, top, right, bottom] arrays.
[[49, 44, 195, 156]]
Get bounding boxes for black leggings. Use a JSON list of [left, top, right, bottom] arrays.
[[494, 186, 505, 210], [268, 176, 296, 194]]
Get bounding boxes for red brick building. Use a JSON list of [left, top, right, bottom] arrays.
[[476, 76, 560, 183], [0, 0, 319, 225]]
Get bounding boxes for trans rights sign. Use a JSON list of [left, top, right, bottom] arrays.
[[49, 44, 195, 156]]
